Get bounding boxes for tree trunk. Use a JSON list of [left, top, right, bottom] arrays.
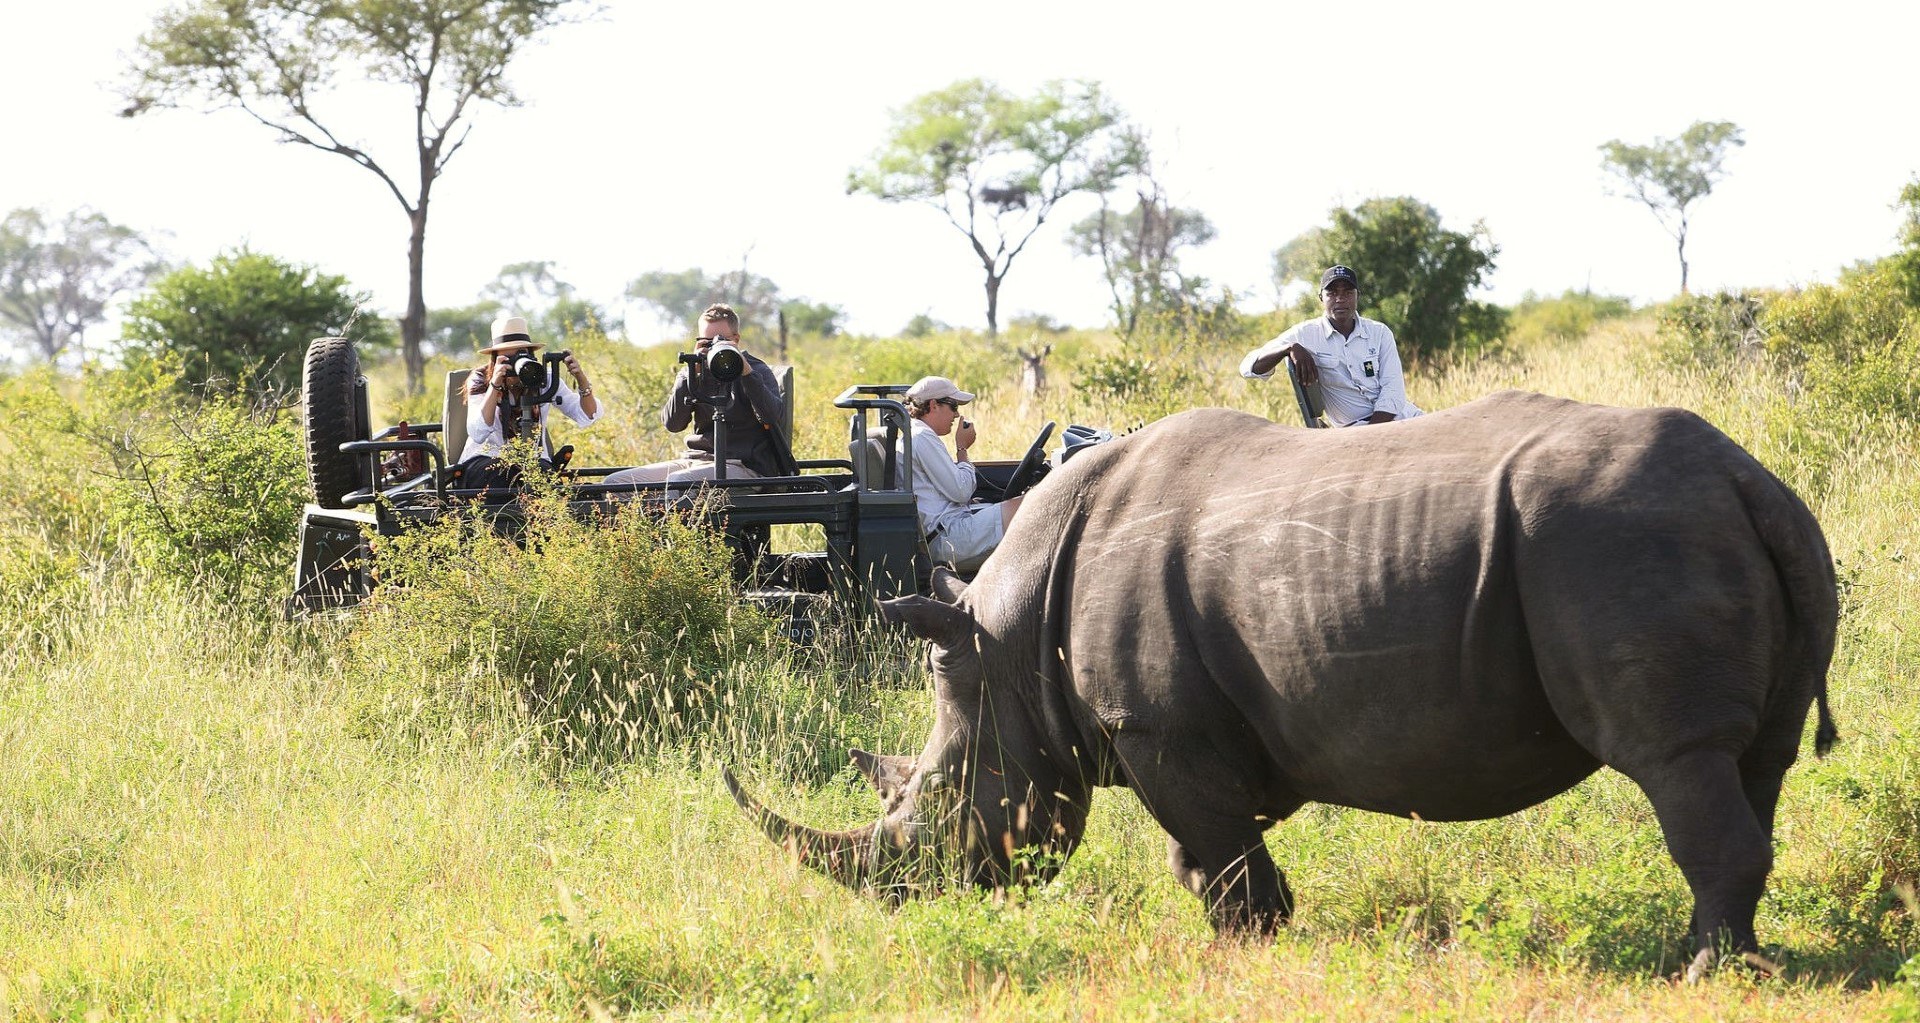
[[402, 205, 429, 394], [1676, 212, 1690, 296], [984, 272, 1001, 337]]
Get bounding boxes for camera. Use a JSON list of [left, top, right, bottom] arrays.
[[680, 339, 746, 382], [507, 350, 547, 391]]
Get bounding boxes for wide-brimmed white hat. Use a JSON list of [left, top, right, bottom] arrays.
[[478, 314, 544, 355], [906, 376, 975, 404]]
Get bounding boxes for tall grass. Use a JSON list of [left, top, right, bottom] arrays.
[[0, 311, 1915, 1018]]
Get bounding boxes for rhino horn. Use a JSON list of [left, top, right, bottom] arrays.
[[723, 767, 878, 889], [849, 747, 917, 801]]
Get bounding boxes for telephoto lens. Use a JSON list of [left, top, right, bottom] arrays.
[[509, 351, 547, 391], [704, 340, 746, 382]]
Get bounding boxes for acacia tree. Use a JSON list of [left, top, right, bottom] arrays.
[[119, 0, 591, 394], [848, 78, 1144, 336], [1274, 197, 1502, 355], [0, 207, 159, 362], [1599, 120, 1745, 295], [1067, 172, 1216, 339]]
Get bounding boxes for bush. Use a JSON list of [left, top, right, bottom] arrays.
[[1762, 265, 1920, 421], [102, 392, 308, 601], [349, 453, 786, 765], [1506, 289, 1635, 347], [1654, 290, 1771, 370]]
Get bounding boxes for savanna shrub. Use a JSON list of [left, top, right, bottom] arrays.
[[103, 393, 308, 601], [1762, 265, 1920, 421], [1655, 290, 1770, 370], [1506, 289, 1635, 347], [350, 450, 783, 763]]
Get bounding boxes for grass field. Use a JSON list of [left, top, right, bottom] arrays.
[[0, 311, 1915, 1020]]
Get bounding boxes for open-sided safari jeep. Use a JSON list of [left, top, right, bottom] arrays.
[[288, 337, 1085, 639]]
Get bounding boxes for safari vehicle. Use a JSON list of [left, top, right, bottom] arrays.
[[288, 337, 1072, 637]]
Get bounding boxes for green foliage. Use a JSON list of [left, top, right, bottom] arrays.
[[848, 78, 1146, 335], [626, 266, 838, 349], [349, 456, 785, 765], [1067, 187, 1218, 339], [1505, 289, 1635, 348], [1762, 265, 1920, 420], [0, 356, 308, 636], [121, 248, 392, 393], [101, 393, 309, 601], [119, 0, 596, 394], [1653, 289, 1769, 369], [0, 206, 159, 362], [1273, 196, 1503, 355], [479, 259, 622, 337], [1600, 120, 1745, 294], [780, 298, 846, 339]]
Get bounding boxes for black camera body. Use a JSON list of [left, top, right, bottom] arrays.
[[499, 348, 570, 406], [680, 340, 746, 383], [506, 350, 548, 392]]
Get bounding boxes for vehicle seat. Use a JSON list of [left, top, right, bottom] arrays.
[[441, 369, 470, 472], [1286, 359, 1329, 429]]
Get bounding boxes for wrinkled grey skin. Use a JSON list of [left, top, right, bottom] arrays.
[[729, 392, 1838, 972]]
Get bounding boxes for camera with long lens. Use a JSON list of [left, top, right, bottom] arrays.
[[679, 339, 746, 382], [506, 350, 547, 392]]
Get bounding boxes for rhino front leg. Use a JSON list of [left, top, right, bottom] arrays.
[[1168, 835, 1293, 935]]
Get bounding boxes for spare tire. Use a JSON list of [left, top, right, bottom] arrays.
[[302, 337, 372, 509]]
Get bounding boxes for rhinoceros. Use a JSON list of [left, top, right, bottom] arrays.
[[727, 391, 1838, 974]]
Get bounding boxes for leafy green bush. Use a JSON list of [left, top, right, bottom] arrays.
[[1654, 290, 1770, 369], [1763, 266, 1920, 421], [1506, 289, 1635, 347], [349, 454, 786, 764], [102, 393, 308, 601]]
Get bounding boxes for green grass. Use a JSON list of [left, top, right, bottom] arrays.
[[0, 316, 1916, 1019]]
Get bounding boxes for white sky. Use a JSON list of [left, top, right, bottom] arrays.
[[4, 0, 1916, 346]]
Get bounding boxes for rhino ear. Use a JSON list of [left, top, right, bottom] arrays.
[[849, 747, 917, 801], [879, 594, 972, 648], [929, 567, 968, 604]]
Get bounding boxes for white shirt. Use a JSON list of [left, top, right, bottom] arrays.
[[907, 418, 976, 535], [1240, 316, 1422, 427], [461, 377, 600, 461]]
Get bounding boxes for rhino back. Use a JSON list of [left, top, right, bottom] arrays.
[[970, 392, 1825, 821]]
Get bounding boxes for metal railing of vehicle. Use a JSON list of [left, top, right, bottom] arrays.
[[338, 430, 447, 507], [833, 385, 914, 491]]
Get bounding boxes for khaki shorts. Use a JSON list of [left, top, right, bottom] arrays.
[[929, 504, 1005, 573]]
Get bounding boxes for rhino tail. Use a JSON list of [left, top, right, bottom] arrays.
[[1813, 690, 1838, 758], [1739, 462, 1841, 758]]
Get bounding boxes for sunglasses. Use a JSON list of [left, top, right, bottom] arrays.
[[935, 398, 963, 411]]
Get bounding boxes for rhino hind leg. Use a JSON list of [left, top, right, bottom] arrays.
[[1632, 750, 1773, 961]]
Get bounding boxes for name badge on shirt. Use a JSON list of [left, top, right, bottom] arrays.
[[1363, 359, 1377, 378]]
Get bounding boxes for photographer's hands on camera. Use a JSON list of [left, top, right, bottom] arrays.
[[484, 351, 598, 420]]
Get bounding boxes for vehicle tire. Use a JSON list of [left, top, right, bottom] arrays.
[[302, 336, 371, 509]]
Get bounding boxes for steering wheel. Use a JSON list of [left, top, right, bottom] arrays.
[[1000, 421, 1056, 501]]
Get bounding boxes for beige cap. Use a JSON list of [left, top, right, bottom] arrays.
[[906, 376, 975, 404]]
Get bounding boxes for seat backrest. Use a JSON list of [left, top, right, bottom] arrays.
[[1285, 358, 1329, 429], [442, 369, 471, 465], [766, 364, 795, 447], [849, 423, 923, 493]]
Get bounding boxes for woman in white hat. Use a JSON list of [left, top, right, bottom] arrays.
[[903, 375, 1023, 573], [458, 314, 602, 475]]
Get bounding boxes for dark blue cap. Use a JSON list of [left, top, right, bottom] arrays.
[[1320, 265, 1359, 290]]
